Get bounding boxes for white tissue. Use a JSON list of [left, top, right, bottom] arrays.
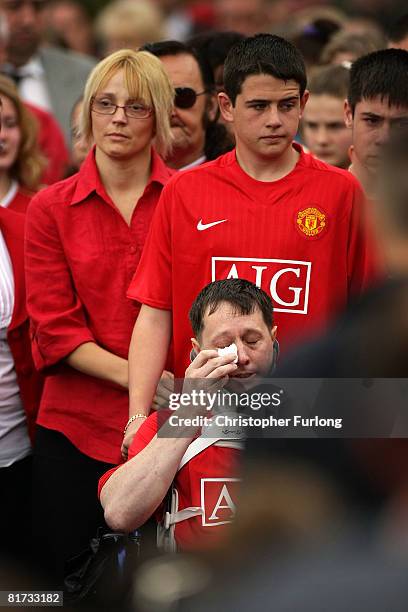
[[217, 343, 238, 363]]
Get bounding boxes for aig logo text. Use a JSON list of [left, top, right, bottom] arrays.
[[212, 257, 312, 314]]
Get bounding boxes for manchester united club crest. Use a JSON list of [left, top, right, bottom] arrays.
[[296, 207, 327, 238]]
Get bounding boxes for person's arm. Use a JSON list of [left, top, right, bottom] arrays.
[[66, 342, 128, 389], [25, 192, 95, 371], [101, 431, 193, 532], [24, 191, 127, 387], [124, 181, 177, 451], [122, 305, 172, 455]]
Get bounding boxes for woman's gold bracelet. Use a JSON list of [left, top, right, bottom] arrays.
[[123, 414, 147, 435]]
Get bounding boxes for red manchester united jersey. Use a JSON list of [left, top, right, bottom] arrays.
[[98, 411, 242, 551], [128, 145, 380, 376]]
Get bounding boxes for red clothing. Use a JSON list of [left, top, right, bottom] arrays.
[[128, 145, 380, 377], [25, 148, 174, 463], [98, 411, 241, 550], [0, 207, 43, 442], [26, 103, 69, 185], [7, 186, 33, 214]]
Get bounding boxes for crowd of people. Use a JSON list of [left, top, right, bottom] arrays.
[[1, 0, 408, 607]]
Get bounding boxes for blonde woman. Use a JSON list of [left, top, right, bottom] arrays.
[[0, 75, 45, 213], [25, 49, 174, 581]]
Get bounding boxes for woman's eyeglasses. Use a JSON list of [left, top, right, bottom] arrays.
[[174, 87, 207, 109], [91, 98, 153, 119], [91, 88, 209, 118]]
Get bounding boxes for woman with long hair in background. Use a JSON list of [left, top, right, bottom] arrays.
[[0, 75, 45, 213]]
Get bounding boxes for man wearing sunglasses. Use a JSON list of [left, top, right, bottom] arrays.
[[0, 0, 95, 143], [123, 34, 380, 457], [142, 40, 218, 170]]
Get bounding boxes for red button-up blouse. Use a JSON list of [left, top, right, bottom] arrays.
[[25, 147, 173, 463]]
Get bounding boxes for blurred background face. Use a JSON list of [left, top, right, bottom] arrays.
[[94, 0, 164, 60], [159, 52, 209, 167], [214, 0, 267, 35], [43, 0, 94, 56], [0, 94, 21, 172], [0, 0, 48, 66], [302, 93, 351, 168]]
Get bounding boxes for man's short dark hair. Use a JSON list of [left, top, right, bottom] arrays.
[[141, 40, 214, 90], [223, 34, 307, 105], [189, 30, 246, 73], [388, 13, 408, 44], [348, 48, 408, 114], [189, 279, 274, 339]]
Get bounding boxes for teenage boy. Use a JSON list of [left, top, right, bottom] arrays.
[[123, 34, 379, 455], [345, 48, 408, 197]]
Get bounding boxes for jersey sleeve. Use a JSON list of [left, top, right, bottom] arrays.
[[347, 183, 383, 298], [127, 181, 174, 310], [25, 191, 95, 371]]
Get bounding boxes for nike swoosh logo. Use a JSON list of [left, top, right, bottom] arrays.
[[197, 218, 228, 231]]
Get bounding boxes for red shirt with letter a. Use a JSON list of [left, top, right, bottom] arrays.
[[98, 411, 242, 551], [128, 145, 381, 376]]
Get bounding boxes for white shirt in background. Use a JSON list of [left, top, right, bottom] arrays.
[[17, 56, 52, 112], [0, 230, 31, 467]]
